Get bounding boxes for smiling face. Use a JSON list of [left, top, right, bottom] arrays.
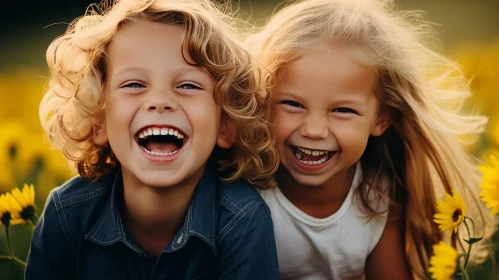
[[95, 20, 225, 188], [271, 46, 390, 187]]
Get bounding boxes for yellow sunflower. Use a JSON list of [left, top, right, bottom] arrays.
[[0, 194, 23, 226], [479, 153, 499, 216], [7, 184, 36, 224], [0, 194, 11, 225], [433, 190, 467, 235], [428, 241, 458, 280]]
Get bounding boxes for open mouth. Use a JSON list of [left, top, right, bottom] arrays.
[[290, 146, 335, 166], [136, 126, 187, 156]]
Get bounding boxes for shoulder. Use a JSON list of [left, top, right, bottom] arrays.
[[52, 174, 112, 207], [257, 186, 278, 205], [216, 178, 272, 240], [36, 173, 115, 246], [352, 161, 390, 216], [27, 173, 115, 274], [217, 178, 267, 211], [214, 180, 280, 279], [350, 187, 390, 255]]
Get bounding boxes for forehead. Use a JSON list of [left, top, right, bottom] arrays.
[[107, 19, 187, 63], [276, 46, 377, 94], [105, 19, 212, 76]]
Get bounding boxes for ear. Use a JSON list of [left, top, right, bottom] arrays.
[[371, 109, 391, 137], [217, 117, 238, 149], [93, 120, 109, 146]]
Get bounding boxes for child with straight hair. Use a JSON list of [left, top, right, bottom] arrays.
[[26, 0, 280, 279], [248, 0, 488, 279]]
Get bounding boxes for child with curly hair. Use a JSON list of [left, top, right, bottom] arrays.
[[26, 0, 279, 279]]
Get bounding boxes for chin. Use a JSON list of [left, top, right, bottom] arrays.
[[292, 174, 330, 188], [136, 173, 182, 188], [142, 180, 179, 188]]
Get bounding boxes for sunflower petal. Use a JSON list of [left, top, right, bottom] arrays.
[[479, 153, 499, 217], [23, 185, 31, 204], [433, 191, 466, 234], [6, 193, 22, 213], [428, 241, 458, 280], [29, 184, 35, 205], [11, 188, 27, 208], [0, 194, 10, 213]]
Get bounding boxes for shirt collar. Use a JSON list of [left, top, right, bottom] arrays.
[[84, 171, 142, 253], [84, 165, 218, 255], [169, 165, 218, 255]]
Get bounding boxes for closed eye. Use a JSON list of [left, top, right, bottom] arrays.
[[280, 100, 304, 108], [332, 107, 357, 114], [177, 83, 202, 90], [121, 82, 145, 89]]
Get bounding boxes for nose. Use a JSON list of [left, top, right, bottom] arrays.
[[300, 114, 329, 139], [145, 88, 178, 113]]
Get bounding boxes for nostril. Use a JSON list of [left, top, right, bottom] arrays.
[[147, 105, 174, 112]]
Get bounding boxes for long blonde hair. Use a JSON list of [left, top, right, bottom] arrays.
[[40, 0, 278, 188], [247, 0, 488, 275]]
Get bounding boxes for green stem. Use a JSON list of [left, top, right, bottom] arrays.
[[4, 225, 26, 267], [12, 256, 26, 266], [464, 216, 475, 237], [461, 269, 470, 280], [5, 225, 15, 259], [459, 253, 471, 280], [0, 255, 26, 265], [463, 219, 472, 270]]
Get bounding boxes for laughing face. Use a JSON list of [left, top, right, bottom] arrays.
[[271, 46, 389, 187], [95, 20, 226, 188]]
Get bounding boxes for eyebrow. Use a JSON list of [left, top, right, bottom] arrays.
[[273, 90, 368, 107], [111, 67, 138, 77], [111, 65, 211, 78], [272, 91, 304, 102]]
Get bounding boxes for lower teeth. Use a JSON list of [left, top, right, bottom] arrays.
[[295, 152, 302, 160], [141, 147, 178, 156], [298, 158, 327, 166], [294, 149, 330, 166]]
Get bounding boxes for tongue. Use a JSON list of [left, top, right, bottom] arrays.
[[146, 142, 179, 153], [301, 154, 323, 161]]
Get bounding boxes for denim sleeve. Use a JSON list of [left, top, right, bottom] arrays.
[[218, 202, 279, 280], [25, 189, 75, 279]]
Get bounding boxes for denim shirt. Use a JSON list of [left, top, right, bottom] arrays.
[[25, 166, 279, 280]]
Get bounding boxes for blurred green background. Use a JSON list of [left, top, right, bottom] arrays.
[[1, 0, 498, 279]]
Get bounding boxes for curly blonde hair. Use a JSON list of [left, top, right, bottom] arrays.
[[40, 0, 278, 189], [247, 0, 489, 276]]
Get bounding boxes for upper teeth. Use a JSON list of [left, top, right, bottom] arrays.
[[297, 147, 328, 155], [294, 146, 333, 166], [138, 127, 185, 139]]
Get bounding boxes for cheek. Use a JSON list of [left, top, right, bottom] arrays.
[[333, 121, 371, 149], [106, 94, 138, 116], [103, 100, 135, 160], [183, 97, 221, 134], [105, 99, 135, 129], [271, 111, 296, 144]]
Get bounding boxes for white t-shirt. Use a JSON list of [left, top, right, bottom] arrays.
[[259, 163, 389, 280]]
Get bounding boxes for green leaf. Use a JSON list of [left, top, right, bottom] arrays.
[[464, 236, 483, 245]]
